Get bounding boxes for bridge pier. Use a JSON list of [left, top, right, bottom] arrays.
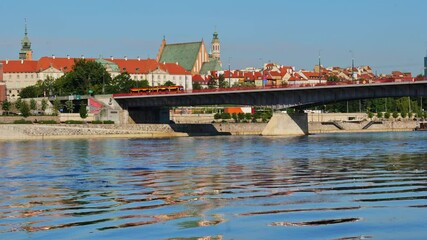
[[128, 107, 171, 124], [262, 112, 308, 136]]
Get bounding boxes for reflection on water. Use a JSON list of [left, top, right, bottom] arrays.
[[1, 132, 427, 239]]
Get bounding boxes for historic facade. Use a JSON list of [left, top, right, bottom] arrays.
[[0, 56, 192, 101]]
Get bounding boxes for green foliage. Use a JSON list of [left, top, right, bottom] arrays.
[[41, 99, 48, 111], [65, 120, 84, 124], [65, 100, 75, 113], [15, 98, 23, 111], [13, 119, 32, 124], [327, 75, 340, 82], [19, 85, 41, 98], [2, 100, 11, 112], [79, 104, 88, 119], [408, 112, 413, 119], [392, 111, 399, 119], [384, 112, 391, 119], [232, 113, 238, 122], [20, 101, 30, 118], [214, 113, 221, 120], [30, 99, 37, 110], [377, 112, 383, 118], [238, 113, 245, 121], [163, 80, 175, 86], [208, 78, 217, 89], [245, 113, 252, 121], [400, 111, 407, 118], [218, 74, 227, 88], [367, 111, 374, 119], [55, 59, 112, 95], [193, 82, 202, 90], [221, 112, 231, 119], [91, 120, 114, 124], [53, 98, 62, 114], [105, 72, 139, 93], [37, 120, 58, 124]]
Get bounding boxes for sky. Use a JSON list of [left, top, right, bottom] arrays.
[[1, 0, 426, 75]]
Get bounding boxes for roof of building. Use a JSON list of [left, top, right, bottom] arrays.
[[0, 60, 38, 73], [199, 60, 222, 75], [159, 42, 202, 71]]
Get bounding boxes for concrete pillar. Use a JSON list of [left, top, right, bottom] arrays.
[[262, 112, 308, 136]]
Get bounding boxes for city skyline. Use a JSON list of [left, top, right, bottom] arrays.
[[1, 0, 426, 75]]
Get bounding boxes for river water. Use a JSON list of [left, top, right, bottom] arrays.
[[0, 132, 426, 240]]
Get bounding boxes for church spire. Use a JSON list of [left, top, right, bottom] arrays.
[[211, 31, 221, 62], [19, 18, 33, 60]]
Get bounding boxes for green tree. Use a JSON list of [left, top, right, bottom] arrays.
[[367, 111, 374, 119], [327, 75, 340, 82], [55, 59, 112, 95], [392, 111, 399, 119], [207, 78, 217, 89], [218, 74, 227, 88], [238, 113, 245, 122], [214, 113, 221, 120], [245, 113, 252, 121], [53, 98, 62, 115], [401, 111, 407, 118], [20, 101, 30, 118], [105, 72, 139, 93], [384, 112, 391, 119], [30, 99, 37, 110], [65, 100, 75, 113], [232, 113, 238, 122], [15, 98, 23, 111], [221, 112, 231, 119], [163, 80, 175, 86], [377, 112, 383, 118], [79, 104, 88, 119], [2, 100, 11, 112], [41, 99, 48, 111], [19, 85, 41, 98], [193, 82, 202, 90]]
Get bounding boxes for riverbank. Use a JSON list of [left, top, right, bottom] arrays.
[[0, 119, 420, 141]]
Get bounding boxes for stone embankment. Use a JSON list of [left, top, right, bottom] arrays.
[[0, 124, 187, 140]]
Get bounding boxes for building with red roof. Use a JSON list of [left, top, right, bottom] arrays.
[[0, 56, 193, 101]]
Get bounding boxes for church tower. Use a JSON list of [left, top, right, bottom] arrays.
[[19, 20, 33, 60], [211, 32, 221, 62]]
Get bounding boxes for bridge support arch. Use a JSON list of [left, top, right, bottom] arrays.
[[262, 112, 308, 136]]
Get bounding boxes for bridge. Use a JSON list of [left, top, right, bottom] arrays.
[[113, 80, 427, 124]]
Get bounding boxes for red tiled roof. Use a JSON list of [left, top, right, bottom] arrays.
[[158, 62, 191, 75], [37, 57, 80, 73], [1, 60, 38, 73], [109, 58, 158, 74]]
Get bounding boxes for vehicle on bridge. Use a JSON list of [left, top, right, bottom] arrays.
[[130, 85, 184, 94]]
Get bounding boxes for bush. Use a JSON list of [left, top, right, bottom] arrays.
[[384, 112, 391, 119], [214, 113, 221, 120], [92, 120, 114, 124], [37, 120, 58, 124], [220, 112, 231, 119], [367, 112, 374, 119], [65, 120, 84, 124], [392, 111, 399, 119], [377, 112, 383, 118], [13, 119, 32, 124]]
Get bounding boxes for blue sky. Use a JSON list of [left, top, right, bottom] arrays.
[[1, 0, 426, 75]]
